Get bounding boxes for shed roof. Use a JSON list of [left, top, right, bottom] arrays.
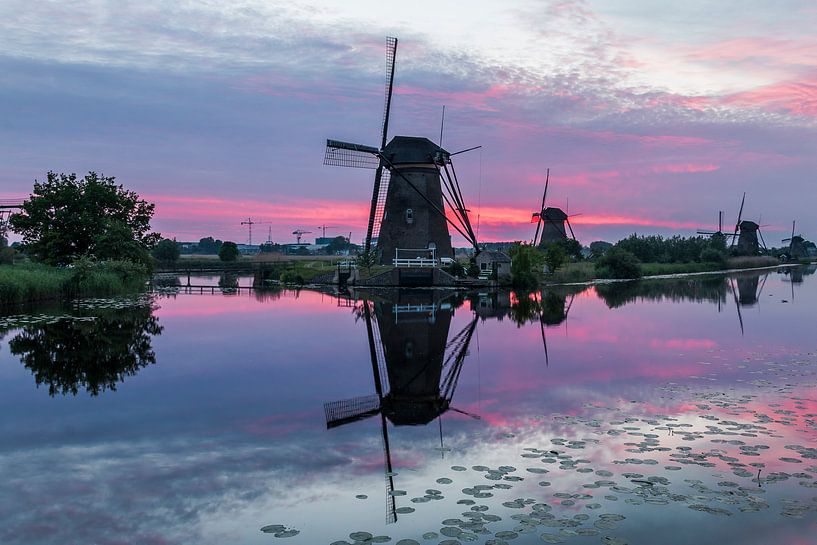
[[478, 250, 512, 263]]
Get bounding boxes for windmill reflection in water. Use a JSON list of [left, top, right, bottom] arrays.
[[323, 293, 479, 523]]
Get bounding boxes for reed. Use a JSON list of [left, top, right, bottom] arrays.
[[0, 260, 148, 306]]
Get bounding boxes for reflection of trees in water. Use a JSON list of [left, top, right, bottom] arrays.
[[218, 273, 239, 293], [595, 277, 728, 309], [504, 286, 587, 326], [8, 303, 162, 396]]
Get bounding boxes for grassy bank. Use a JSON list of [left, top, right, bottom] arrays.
[[0, 261, 148, 306]]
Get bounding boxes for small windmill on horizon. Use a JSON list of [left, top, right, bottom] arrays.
[[530, 170, 580, 247]]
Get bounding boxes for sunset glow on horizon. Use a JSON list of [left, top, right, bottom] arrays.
[[1, 0, 815, 245]]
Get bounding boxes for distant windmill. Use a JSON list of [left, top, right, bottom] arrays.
[[727, 193, 767, 255], [697, 210, 726, 237], [531, 170, 579, 247], [0, 199, 24, 242], [782, 220, 807, 259], [323, 37, 479, 265], [292, 229, 312, 244], [323, 298, 479, 523]]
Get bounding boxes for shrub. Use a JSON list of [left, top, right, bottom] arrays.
[[595, 248, 642, 279], [700, 247, 727, 265], [219, 241, 240, 262], [152, 238, 180, 263], [279, 270, 304, 285]]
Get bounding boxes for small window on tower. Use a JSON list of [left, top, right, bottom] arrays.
[[405, 208, 414, 224]]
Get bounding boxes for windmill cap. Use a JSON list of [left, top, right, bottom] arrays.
[[739, 220, 759, 229], [542, 207, 568, 220], [383, 136, 449, 165]]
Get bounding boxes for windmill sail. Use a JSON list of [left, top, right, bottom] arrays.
[[364, 37, 399, 254], [324, 140, 380, 168]]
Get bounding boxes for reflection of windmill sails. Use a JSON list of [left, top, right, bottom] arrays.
[[323, 295, 478, 523], [539, 291, 575, 367], [729, 273, 768, 335]]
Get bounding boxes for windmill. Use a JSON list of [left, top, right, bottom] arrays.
[[782, 220, 807, 259], [0, 199, 24, 243], [727, 193, 767, 255], [697, 210, 726, 237], [323, 37, 479, 266], [292, 229, 312, 244], [323, 296, 479, 523], [531, 170, 579, 247]]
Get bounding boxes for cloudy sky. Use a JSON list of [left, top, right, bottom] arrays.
[[1, 0, 815, 245]]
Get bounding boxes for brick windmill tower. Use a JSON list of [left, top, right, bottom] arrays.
[[323, 37, 479, 266]]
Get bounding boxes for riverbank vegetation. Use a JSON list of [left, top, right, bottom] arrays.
[[1, 171, 158, 304], [0, 260, 148, 306]]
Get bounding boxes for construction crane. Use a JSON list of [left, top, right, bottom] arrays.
[[316, 224, 339, 238], [292, 229, 312, 244], [239, 217, 273, 246]]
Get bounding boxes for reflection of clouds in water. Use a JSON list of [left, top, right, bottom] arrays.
[[1, 271, 816, 544], [0, 435, 357, 545]]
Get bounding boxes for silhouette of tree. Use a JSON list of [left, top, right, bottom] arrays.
[[8, 304, 162, 396]]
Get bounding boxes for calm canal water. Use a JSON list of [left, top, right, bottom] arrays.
[[1, 266, 816, 544]]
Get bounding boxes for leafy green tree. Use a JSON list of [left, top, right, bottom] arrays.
[[553, 238, 583, 261], [544, 243, 567, 273], [197, 236, 223, 254], [219, 241, 240, 261], [9, 171, 159, 266], [595, 247, 642, 279], [152, 238, 180, 262], [509, 243, 544, 290], [325, 236, 352, 255], [589, 241, 613, 259]]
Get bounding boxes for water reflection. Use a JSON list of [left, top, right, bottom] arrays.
[[325, 290, 478, 522], [3, 299, 162, 396], [595, 276, 729, 308], [1, 266, 816, 545]]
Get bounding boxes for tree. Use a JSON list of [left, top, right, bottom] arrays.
[[509, 243, 544, 290], [219, 241, 240, 261], [544, 243, 567, 273], [152, 238, 180, 263], [595, 247, 642, 279], [9, 171, 159, 266], [197, 236, 223, 254], [589, 241, 613, 259]]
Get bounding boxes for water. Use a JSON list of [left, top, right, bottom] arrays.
[[1, 266, 816, 544]]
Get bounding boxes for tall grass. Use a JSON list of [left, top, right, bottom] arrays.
[[0, 260, 148, 306]]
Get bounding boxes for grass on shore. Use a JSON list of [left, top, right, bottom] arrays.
[[0, 261, 148, 306]]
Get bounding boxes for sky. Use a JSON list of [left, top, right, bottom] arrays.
[[1, 0, 816, 246]]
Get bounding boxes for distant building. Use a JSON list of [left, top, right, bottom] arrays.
[[236, 244, 260, 255], [475, 250, 512, 281]]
